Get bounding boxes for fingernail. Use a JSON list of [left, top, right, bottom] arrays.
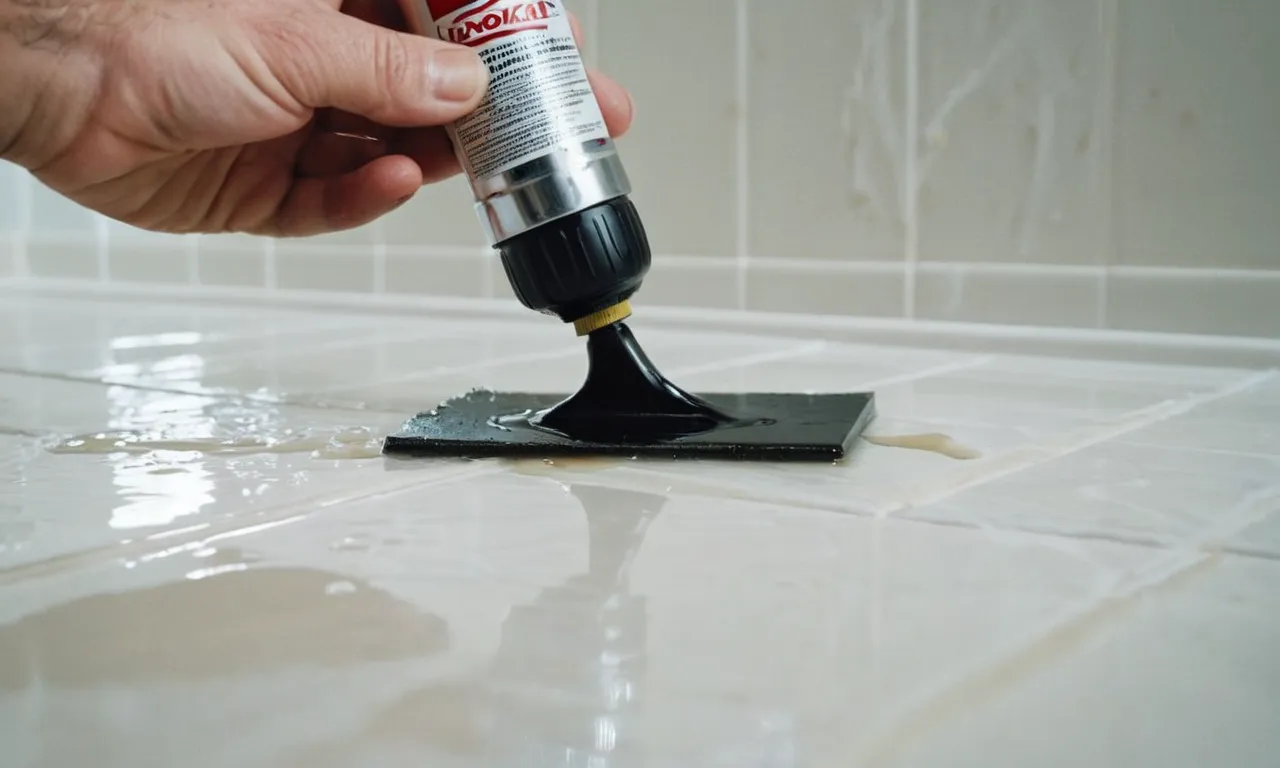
[[392, 194, 414, 209], [430, 48, 488, 102]]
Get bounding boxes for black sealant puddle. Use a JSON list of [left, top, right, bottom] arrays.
[[383, 322, 875, 461]]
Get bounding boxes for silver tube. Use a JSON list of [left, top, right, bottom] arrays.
[[398, 0, 631, 245]]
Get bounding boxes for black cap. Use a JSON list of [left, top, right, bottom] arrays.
[[496, 196, 652, 324]]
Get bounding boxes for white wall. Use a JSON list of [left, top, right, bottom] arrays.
[[2, 0, 1277, 338]]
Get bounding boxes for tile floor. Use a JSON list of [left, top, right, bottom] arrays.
[[1, 287, 1278, 767]]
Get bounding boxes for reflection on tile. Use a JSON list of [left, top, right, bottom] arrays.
[[599, 0, 738, 257], [915, 264, 1102, 328], [0, 382, 460, 570], [916, 0, 1108, 265], [1113, 0, 1280, 269], [747, 0, 906, 261], [0, 470, 1157, 765], [2, 288, 1279, 767]]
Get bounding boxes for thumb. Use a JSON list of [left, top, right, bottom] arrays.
[[269, 13, 489, 127]]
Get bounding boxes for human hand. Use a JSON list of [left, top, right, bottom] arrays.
[[0, 0, 633, 237]]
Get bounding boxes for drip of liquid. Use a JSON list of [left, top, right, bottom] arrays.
[[864, 433, 983, 461], [492, 322, 770, 443]]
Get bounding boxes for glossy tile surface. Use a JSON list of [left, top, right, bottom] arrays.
[[2, 287, 1279, 767]]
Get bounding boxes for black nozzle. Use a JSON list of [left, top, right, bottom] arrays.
[[496, 196, 651, 324]]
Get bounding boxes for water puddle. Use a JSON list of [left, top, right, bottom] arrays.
[[863, 433, 983, 461], [46, 427, 385, 460]]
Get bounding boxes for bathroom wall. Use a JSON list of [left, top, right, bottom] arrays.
[[2, 0, 1278, 338]]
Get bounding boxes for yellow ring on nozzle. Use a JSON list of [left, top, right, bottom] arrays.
[[573, 300, 633, 336]]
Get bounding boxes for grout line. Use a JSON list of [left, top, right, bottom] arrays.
[[13, 278, 1280, 366], [666, 339, 829, 379], [263, 238, 277, 290], [859, 480, 1280, 766], [372, 241, 387, 294], [295, 343, 585, 394], [734, 0, 750, 311], [480, 245, 495, 299], [853, 354, 993, 390], [903, 0, 919, 320], [1094, 0, 1120, 329], [899, 369, 1279, 510], [0, 463, 499, 585], [95, 214, 110, 282], [184, 235, 199, 285], [15, 169, 31, 277]]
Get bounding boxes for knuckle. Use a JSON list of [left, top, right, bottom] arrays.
[[371, 32, 424, 99]]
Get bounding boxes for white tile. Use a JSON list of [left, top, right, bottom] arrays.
[[274, 249, 375, 293], [1, 290, 1277, 767], [909, 438, 1280, 547], [383, 248, 488, 299], [1119, 373, 1280, 458], [638, 257, 739, 311], [916, 1, 1110, 265], [110, 243, 192, 285], [311, 325, 813, 414], [747, 0, 907, 262], [0, 387, 471, 571], [893, 555, 1280, 768], [0, 236, 14, 279], [378, 176, 485, 248], [915, 264, 1103, 328], [599, 0, 738, 257], [1113, 0, 1280, 269], [745, 261, 906, 318], [0, 471, 1154, 765], [196, 236, 269, 288], [0, 295, 397, 374], [28, 180, 96, 235], [1105, 269, 1280, 339], [25, 236, 99, 280], [0, 162, 25, 234]]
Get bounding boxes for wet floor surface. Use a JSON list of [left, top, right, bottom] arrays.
[[1, 288, 1279, 767]]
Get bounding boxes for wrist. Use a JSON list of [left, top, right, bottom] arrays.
[[0, 0, 105, 170]]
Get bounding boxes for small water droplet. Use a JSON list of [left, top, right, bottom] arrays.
[[330, 535, 371, 552], [325, 580, 357, 596]]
